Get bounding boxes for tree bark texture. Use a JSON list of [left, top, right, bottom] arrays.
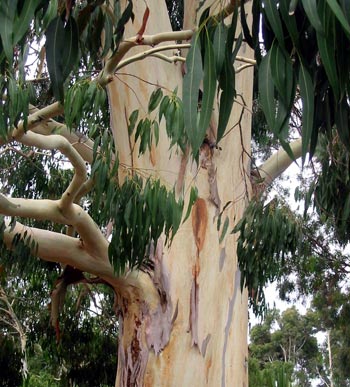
[[107, 1, 253, 386]]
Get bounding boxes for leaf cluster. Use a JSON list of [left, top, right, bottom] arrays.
[[182, 4, 243, 158], [233, 198, 305, 315], [254, 0, 350, 163], [309, 133, 350, 245], [249, 307, 323, 386], [106, 176, 186, 274]]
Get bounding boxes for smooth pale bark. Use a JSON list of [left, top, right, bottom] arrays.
[[107, 1, 253, 386], [0, 0, 304, 384], [257, 138, 302, 188]]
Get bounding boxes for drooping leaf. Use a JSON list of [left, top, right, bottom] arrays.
[[326, 0, 350, 37], [270, 41, 294, 107], [258, 50, 275, 131], [264, 1, 285, 46], [289, 0, 299, 15], [46, 16, 79, 101], [316, 31, 339, 99], [148, 88, 163, 113], [213, 22, 227, 75], [128, 109, 139, 135], [217, 53, 235, 143], [226, 3, 238, 53], [301, 0, 323, 32], [279, 0, 299, 46], [335, 96, 350, 149], [100, 8, 114, 58], [114, 0, 134, 49], [298, 61, 315, 163], [14, 0, 41, 45], [183, 187, 198, 223], [159, 95, 170, 122], [197, 34, 216, 154], [183, 33, 203, 152], [0, 0, 17, 62], [219, 216, 230, 244]]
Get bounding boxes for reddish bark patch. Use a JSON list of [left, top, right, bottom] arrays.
[[191, 198, 208, 252], [150, 144, 156, 166], [205, 357, 213, 383]]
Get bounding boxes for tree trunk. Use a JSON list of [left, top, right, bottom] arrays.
[[107, 1, 253, 386]]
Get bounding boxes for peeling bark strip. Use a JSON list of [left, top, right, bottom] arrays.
[[116, 242, 178, 386], [221, 270, 242, 387], [192, 198, 208, 252], [145, 241, 176, 354], [117, 306, 149, 387]]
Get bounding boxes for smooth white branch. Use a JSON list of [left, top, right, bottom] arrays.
[[16, 131, 87, 210], [116, 43, 190, 70], [257, 138, 302, 188], [101, 30, 194, 82], [11, 101, 63, 141], [0, 196, 107, 261]]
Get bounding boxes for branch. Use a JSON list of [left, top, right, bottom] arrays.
[[236, 63, 254, 74], [10, 102, 63, 141], [256, 138, 302, 188], [235, 55, 256, 65], [116, 43, 190, 70], [28, 105, 95, 164], [2, 220, 116, 283], [101, 30, 194, 82], [150, 53, 186, 64], [213, 0, 244, 22], [0, 196, 107, 260], [2, 220, 147, 297], [102, 0, 244, 80], [16, 131, 87, 210]]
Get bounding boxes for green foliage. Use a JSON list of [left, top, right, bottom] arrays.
[[107, 176, 186, 274], [0, 333, 22, 387], [254, 0, 350, 161], [182, 5, 242, 157], [1, 261, 117, 387], [249, 358, 293, 387], [0, 76, 30, 138], [158, 89, 187, 151], [233, 198, 305, 315], [249, 307, 324, 386], [309, 134, 350, 244], [45, 16, 79, 101], [64, 79, 108, 131]]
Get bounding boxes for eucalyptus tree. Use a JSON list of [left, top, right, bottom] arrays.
[[0, 0, 350, 386], [249, 307, 323, 387]]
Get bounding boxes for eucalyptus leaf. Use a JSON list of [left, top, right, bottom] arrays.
[[197, 35, 216, 154], [326, 0, 350, 37], [46, 16, 79, 101], [183, 33, 203, 152], [298, 61, 315, 163], [0, 0, 17, 62]]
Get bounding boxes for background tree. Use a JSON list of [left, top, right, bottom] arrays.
[[0, 0, 350, 386], [249, 307, 323, 386]]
